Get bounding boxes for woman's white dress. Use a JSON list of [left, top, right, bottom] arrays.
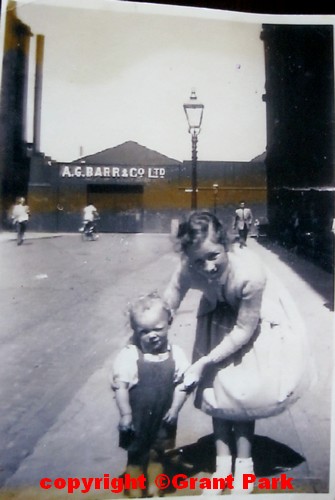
[[164, 245, 316, 420]]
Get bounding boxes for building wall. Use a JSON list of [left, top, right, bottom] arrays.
[[261, 24, 335, 269], [27, 156, 267, 233], [262, 25, 334, 192]]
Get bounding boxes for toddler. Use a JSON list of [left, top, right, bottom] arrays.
[[112, 292, 189, 497]]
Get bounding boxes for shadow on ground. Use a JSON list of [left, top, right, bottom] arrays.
[[161, 433, 304, 493], [256, 237, 334, 312]]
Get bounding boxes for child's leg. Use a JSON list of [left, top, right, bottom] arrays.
[[202, 417, 233, 496], [146, 449, 164, 497], [126, 451, 146, 498], [232, 420, 255, 495], [146, 420, 177, 497]]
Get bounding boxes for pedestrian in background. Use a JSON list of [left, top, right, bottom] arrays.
[[111, 292, 190, 498], [80, 203, 99, 239], [11, 197, 30, 245], [82, 203, 99, 228], [233, 200, 253, 247], [164, 211, 315, 495]]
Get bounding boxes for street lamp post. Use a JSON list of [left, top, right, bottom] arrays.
[[213, 183, 219, 214], [183, 90, 204, 210]]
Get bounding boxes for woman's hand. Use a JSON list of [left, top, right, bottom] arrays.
[[118, 413, 133, 432], [183, 356, 210, 391]]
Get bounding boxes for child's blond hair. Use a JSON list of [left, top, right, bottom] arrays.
[[128, 292, 173, 346]]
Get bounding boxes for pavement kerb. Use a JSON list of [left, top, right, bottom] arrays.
[[0, 231, 68, 242], [0, 231, 174, 242]]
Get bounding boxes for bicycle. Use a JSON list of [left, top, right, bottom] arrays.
[[79, 219, 99, 241]]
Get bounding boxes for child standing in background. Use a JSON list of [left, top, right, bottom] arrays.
[[112, 292, 190, 498]]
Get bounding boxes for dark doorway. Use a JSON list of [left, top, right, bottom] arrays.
[[87, 184, 144, 232]]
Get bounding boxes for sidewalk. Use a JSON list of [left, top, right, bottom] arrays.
[[248, 239, 334, 494], [0, 230, 67, 242], [0, 236, 333, 499]]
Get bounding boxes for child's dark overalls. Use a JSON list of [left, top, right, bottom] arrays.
[[126, 349, 177, 466]]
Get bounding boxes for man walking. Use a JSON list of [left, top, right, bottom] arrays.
[[11, 197, 30, 245], [234, 200, 253, 247]]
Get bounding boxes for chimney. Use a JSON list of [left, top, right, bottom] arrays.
[[33, 34, 44, 153]]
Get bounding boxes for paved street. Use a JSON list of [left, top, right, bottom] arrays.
[[0, 231, 333, 499]]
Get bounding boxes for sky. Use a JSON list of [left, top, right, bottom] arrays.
[[10, 0, 267, 162]]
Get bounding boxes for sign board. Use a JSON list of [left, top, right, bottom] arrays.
[[59, 165, 166, 180]]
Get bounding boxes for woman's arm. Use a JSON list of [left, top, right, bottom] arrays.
[[184, 276, 265, 387], [207, 280, 264, 363]]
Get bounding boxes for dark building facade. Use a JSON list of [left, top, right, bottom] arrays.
[[27, 141, 267, 233], [261, 24, 335, 269]]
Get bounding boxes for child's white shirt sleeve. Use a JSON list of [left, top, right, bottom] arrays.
[[111, 345, 139, 390]]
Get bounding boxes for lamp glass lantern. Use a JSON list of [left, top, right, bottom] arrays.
[[183, 89, 204, 135], [183, 90, 204, 210]]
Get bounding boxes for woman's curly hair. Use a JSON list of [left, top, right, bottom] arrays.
[[175, 211, 229, 253]]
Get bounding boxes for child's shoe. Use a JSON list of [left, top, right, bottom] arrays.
[[231, 457, 254, 495], [125, 465, 144, 498], [201, 455, 232, 496], [146, 461, 165, 497]]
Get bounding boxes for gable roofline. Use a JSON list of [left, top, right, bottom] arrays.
[[72, 141, 181, 166]]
